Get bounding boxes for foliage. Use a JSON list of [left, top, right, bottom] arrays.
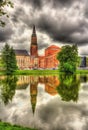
[[57, 45, 79, 73], [0, 122, 37, 130], [57, 74, 80, 102], [0, 0, 13, 26], [1, 43, 18, 75], [1, 75, 18, 104]]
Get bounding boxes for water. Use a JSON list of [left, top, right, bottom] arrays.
[[0, 74, 88, 130]]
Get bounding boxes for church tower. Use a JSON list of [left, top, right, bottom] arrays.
[[30, 25, 38, 57], [30, 76, 38, 114]]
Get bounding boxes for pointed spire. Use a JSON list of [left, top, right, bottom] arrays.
[[32, 103, 36, 114], [33, 25, 36, 34]]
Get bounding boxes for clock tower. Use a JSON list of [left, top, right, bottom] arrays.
[[30, 25, 38, 57]]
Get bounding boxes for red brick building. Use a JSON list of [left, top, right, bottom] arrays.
[[30, 26, 61, 69], [45, 45, 61, 69], [15, 25, 61, 69], [30, 25, 39, 69], [38, 45, 61, 69]]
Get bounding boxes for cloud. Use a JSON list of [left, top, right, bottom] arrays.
[[20, 0, 42, 10], [0, 26, 14, 42]]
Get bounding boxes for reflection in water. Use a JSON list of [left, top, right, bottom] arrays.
[[44, 76, 60, 95], [57, 74, 80, 102], [80, 75, 88, 83], [30, 76, 38, 114], [0, 75, 88, 130], [29, 76, 60, 114], [0, 76, 18, 104]]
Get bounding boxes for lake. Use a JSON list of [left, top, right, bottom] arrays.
[[0, 74, 88, 130]]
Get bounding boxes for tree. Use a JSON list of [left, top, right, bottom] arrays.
[[57, 45, 79, 73], [1, 43, 18, 75], [1, 75, 18, 104], [0, 0, 13, 26], [57, 74, 80, 102]]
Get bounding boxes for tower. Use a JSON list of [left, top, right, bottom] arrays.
[[30, 76, 38, 114], [30, 25, 38, 57]]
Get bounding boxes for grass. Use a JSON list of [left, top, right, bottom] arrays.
[[0, 69, 88, 75], [14, 70, 59, 75], [0, 122, 37, 130], [76, 69, 88, 74]]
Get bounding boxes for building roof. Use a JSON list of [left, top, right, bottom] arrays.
[[45, 45, 61, 50], [14, 49, 29, 56]]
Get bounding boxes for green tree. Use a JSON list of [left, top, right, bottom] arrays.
[[1, 75, 18, 104], [0, 0, 13, 26], [57, 74, 80, 102], [57, 45, 79, 73], [1, 43, 18, 75]]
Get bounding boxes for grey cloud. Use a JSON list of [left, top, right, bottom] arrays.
[[1, 0, 88, 52], [0, 27, 14, 42], [36, 95, 88, 130], [51, 0, 76, 8], [20, 0, 42, 10], [38, 43, 49, 50], [11, 8, 25, 23], [37, 14, 88, 45], [10, 0, 88, 47]]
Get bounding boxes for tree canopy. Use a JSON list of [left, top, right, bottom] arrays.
[[57, 74, 80, 102], [57, 45, 79, 73], [1, 43, 18, 75], [1, 75, 18, 104], [0, 0, 13, 26]]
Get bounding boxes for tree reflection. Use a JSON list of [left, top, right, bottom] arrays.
[[57, 74, 80, 102], [1, 76, 18, 105]]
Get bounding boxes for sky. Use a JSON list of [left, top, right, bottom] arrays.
[[0, 0, 88, 55]]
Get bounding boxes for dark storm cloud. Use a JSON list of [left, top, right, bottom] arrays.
[[12, 8, 25, 23], [84, 3, 88, 18], [37, 14, 88, 45], [1, 0, 87, 52], [38, 43, 49, 50], [51, 0, 76, 8], [0, 28, 14, 42], [36, 97, 88, 130], [20, 0, 42, 10]]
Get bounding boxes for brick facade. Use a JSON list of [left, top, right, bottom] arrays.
[[38, 45, 61, 69]]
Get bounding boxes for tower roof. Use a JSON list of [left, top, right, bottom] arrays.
[[32, 25, 36, 37], [14, 49, 29, 56]]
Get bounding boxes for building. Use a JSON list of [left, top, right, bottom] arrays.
[[14, 50, 30, 69], [15, 25, 61, 69], [30, 25, 39, 69], [79, 55, 88, 68], [45, 45, 61, 69]]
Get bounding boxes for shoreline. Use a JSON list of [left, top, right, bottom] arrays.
[[0, 69, 88, 75], [0, 121, 37, 130]]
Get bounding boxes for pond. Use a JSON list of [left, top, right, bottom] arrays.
[[0, 74, 88, 130]]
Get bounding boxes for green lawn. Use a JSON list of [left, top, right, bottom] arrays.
[[0, 122, 37, 130], [14, 70, 59, 75], [0, 69, 88, 75]]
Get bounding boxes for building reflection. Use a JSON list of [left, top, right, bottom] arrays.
[[44, 76, 60, 95], [16, 76, 30, 89], [30, 76, 38, 114], [1, 74, 85, 113], [79, 75, 88, 83]]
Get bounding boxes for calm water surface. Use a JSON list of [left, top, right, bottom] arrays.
[[0, 74, 88, 130]]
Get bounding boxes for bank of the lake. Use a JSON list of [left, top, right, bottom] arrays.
[[0, 122, 37, 130], [0, 69, 88, 75]]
